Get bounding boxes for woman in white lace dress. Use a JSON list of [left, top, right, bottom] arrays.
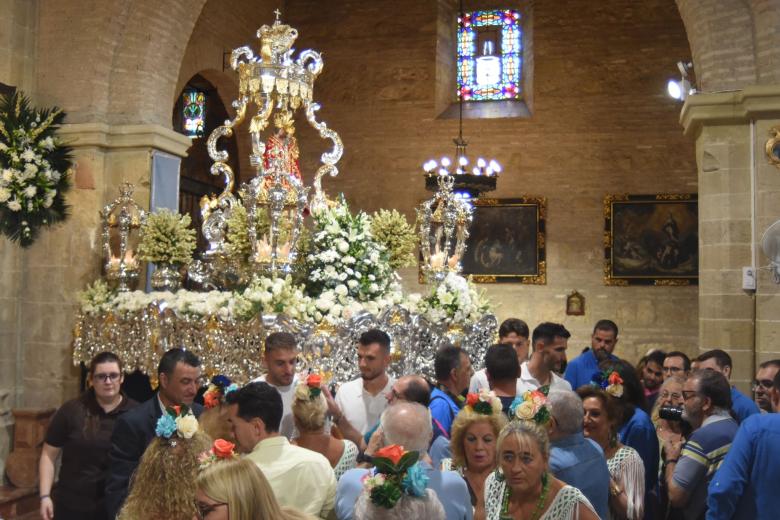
[[484, 421, 599, 520], [291, 377, 358, 480], [440, 390, 508, 520], [577, 386, 645, 520]]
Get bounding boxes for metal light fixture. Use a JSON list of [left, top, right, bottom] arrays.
[[667, 61, 695, 101]]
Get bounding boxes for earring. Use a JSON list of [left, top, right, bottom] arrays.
[[609, 430, 618, 448], [495, 467, 505, 481]]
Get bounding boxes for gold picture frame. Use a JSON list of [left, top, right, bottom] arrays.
[[604, 194, 698, 286], [462, 197, 546, 284]]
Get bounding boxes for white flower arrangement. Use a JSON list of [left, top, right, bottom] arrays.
[[417, 272, 492, 324], [76, 280, 116, 315], [306, 198, 396, 309], [0, 92, 72, 247], [234, 275, 315, 320]]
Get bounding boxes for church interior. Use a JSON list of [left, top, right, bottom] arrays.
[[1, 0, 780, 507]]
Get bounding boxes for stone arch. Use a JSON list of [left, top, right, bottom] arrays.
[[674, 0, 757, 91]]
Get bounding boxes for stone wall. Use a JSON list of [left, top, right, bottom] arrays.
[[288, 0, 699, 362], [0, 0, 38, 482]]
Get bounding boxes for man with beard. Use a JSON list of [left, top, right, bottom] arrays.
[[641, 349, 666, 412], [251, 332, 300, 439], [662, 369, 738, 519], [517, 322, 572, 394], [564, 319, 620, 390], [752, 359, 780, 413], [334, 329, 395, 435]]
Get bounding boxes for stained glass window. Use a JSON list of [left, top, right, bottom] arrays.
[[182, 89, 206, 137], [458, 9, 522, 101]]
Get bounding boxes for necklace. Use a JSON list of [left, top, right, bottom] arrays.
[[500, 472, 550, 520]]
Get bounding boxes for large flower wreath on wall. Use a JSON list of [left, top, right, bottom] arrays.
[[0, 92, 73, 247]]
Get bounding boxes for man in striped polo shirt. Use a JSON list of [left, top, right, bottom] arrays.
[[662, 369, 738, 520]]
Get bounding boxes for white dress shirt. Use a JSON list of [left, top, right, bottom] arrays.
[[334, 376, 394, 435], [469, 364, 571, 394], [251, 374, 298, 439], [246, 436, 336, 519]]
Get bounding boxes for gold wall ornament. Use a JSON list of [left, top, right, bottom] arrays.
[[101, 183, 146, 292], [766, 126, 780, 168], [566, 290, 585, 316], [603, 193, 698, 286]]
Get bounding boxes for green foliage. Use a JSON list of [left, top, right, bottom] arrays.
[[370, 209, 417, 269], [138, 209, 197, 265]]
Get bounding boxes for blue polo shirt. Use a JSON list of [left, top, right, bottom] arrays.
[[730, 386, 759, 424], [563, 348, 618, 391], [550, 433, 610, 520], [706, 413, 780, 520], [429, 388, 460, 440]]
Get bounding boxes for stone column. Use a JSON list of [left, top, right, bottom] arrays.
[[681, 86, 780, 392]]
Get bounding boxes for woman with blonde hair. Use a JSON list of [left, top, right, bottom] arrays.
[[117, 409, 211, 520], [440, 389, 508, 520], [484, 393, 599, 520], [195, 457, 315, 520], [291, 373, 358, 479]]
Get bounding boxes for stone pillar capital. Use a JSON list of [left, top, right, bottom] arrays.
[[58, 122, 192, 157], [680, 85, 780, 138]]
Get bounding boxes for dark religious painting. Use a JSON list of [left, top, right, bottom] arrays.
[[463, 197, 546, 283], [0, 83, 16, 98], [604, 194, 698, 286]]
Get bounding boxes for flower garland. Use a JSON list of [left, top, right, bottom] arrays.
[[233, 275, 315, 321], [203, 375, 238, 409], [138, 209, 197, 265], [155, 405, 199, 444], [509, 389, 551, 424], [0, 92, 73, 247], [362, 445, 429, 509], [465, 389, 503, 416], [198, 438, 239, 470], [419, 272, 492, 324], [370, 209, 417, 269], [590, 369, 624, 398]]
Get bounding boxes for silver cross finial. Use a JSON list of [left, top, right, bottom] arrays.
[[274, 8, 282, 22]]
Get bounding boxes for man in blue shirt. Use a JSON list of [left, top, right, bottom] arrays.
[[696, 349, 759, 423], [429, 345, 472, 440], [336, 402, 473, 520], [564, 319, 620, 391], [706, 370, 780, 520], [547, 390, 610, 520]]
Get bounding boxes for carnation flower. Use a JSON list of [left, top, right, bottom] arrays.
[[175, 413, 199, 439], [7, 199, 21, 211]]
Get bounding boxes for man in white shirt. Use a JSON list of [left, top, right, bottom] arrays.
[[251, 331, 299, 439], [334, 329, 395, 435], [517, 322, 573, 394], [470, 318, 529, 393], [226, 381, 336, 519]]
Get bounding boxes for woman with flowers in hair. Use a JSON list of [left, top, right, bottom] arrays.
[[200, 375, 239, 441], [117, 407, 211, 520], [440, 389, 508, 520], [291, 373, 358, 479], [577, 384, 645, 520], [194, 439, 315, 520], [484, 392, 599, 520], [354, 445, 446, 520]]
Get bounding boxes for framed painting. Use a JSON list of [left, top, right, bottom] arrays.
[[462, 197, 546, 283], [604, 194, 698, 286]]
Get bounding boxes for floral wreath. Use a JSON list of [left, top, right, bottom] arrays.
[[0, 92, 73, 247], [203, 375, 238, 409], [509, 389, 551, 425], [198, 438, 239, 470], [154, 405, 199, 445], [590, 369, 624, 398], [361, 445, 429, 509], [465, 389, 503, 416]]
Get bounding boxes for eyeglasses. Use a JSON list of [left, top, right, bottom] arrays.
[[681, 390, 699, 401], [752, 379, 774, 391], [93, 372, 121, 383], [660, 391, 682, 400], [195, 501, 227, 519]]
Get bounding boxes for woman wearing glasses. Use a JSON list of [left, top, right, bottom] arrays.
[[39, 351, 138, 520]]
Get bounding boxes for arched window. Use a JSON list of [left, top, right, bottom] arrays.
[[458, 9, 522, 101], [181, 89, 207, 137]]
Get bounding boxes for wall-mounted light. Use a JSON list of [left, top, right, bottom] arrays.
[[667, 61, 695, 101]]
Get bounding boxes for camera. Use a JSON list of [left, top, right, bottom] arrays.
[[658, 405, 684, 422]]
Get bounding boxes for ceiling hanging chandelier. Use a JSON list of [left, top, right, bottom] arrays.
[[422, 0, 502, 200]]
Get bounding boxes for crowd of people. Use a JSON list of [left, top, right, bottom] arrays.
[[37, 320, 780, 519]]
